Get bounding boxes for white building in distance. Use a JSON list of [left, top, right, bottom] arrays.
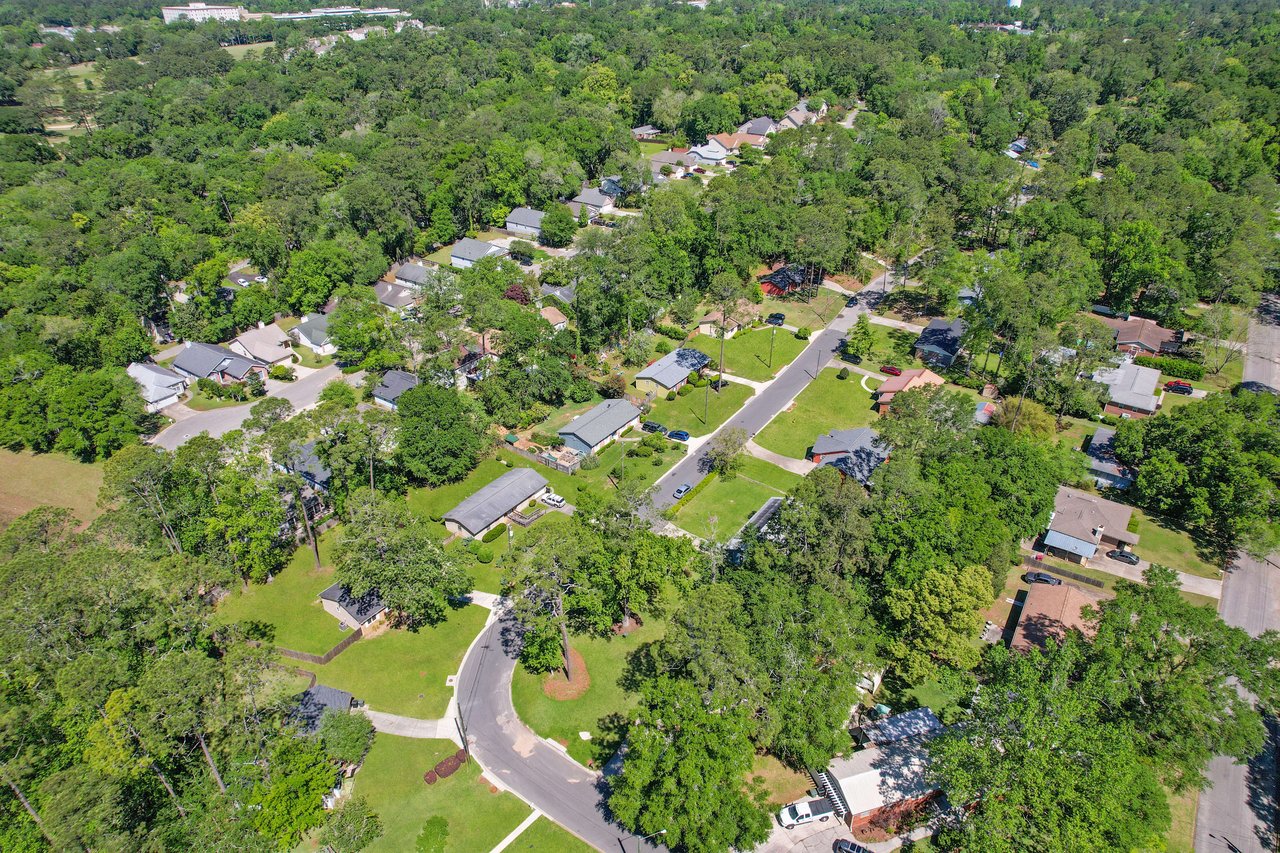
[[161, 3, 245, 24]]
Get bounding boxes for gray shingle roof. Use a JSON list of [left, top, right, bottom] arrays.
[[172, 342, 265, 380], [373, 369, 419, 405], [294, 313, 330, 348], [444, 468, 548, 536], [451, 238, 507, 263], [740, 116, 775, 135], [1092, 362, 1161, 412], [542, 283, 577, 305], [635, 348, 711, 390], [506, 207, 545, 230], [814, 427, 889, 485], [319, 582, 387, 624], [127, 362, 186, 404], [572, 188, 612, 209], [1086, 426, 1127, 478], [284, 440, 332, 490], [914, 318, 968, 357], [395, 262, 430, 285], [291, 684, 354, 734], [558, 399, 641, 449], [374, 280, 417, 309]]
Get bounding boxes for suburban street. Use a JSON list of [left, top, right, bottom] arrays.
[[454, 608, 663, 853], [150, 363, 350, 450], [1194, 293, 1280, 853]]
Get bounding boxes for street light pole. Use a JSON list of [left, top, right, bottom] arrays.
[[625, 828, 668, 851]]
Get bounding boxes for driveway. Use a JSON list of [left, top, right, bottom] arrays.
[[1089, 550, 1223, 600], [454, 607, 663, 853], [151, 364, 353, 450]]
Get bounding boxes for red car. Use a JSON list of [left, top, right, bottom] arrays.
[[881, 365, 903, 376], [1164, 379, 1192, 390]]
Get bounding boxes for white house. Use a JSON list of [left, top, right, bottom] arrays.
[[449, 238, 508, 270], [127, 362, 187, 413], [505, 207, 546, 238], [161, 3, 244, 24], [292, 313, 336, 356], [394, 262, 430, 288], [570, 187, 615, 217]]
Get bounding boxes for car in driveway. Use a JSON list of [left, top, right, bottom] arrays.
[[834, 841, 874, 853], [777, 798, 834, 829], [542, 493, 566, 509], [1164, 381, 1193, 395], [668, 430, 690, 442], [766, 312, 786, 326], [672, 483, 692, 499], [845, 295, 859, 307], [641, 421, 667, 435], [1024, 571, 1062, 586], [1107, 549, 1140, 565], [880, 364, 903, 376]]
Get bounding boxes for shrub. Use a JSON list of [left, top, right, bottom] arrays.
[[628, 444, 654, 458], [686, 370, 701, 385], [474, 546, 494, 564], [600, 372, 627, 398], [656, 323, 686, 341], [196, 377, 223, 398], [666, 390, 677, 401], [429, 513, 443, 523], [837, 367, 850, 380], [677, 384, 694, 397], [1135, 354, 1205, 380], [268, 364, 295, 381], [692, 376, 708, 388], [654, 338, 674, 355], [671, 473, 716, 511], [652, 457, 663, 466], [580, 452, 600, 470], [417, 817, 449, 853], [532, 430, 561, 447], [482, 523, 508, 543], [795, 327, 811, 340]]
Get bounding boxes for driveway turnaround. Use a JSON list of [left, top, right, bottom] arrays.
[[454, 607, 663, 853]]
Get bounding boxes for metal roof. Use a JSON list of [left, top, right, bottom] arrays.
[[558, 399, 641, 449], [444, 468, 548, 536], [635, 348, 711, 389]]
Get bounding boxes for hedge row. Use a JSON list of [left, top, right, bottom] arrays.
[[670, 473, 717, 514], [482, 523, 508, 543], [1135, 354, 1204, 380]]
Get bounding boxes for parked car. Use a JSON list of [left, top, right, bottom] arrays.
[[1164, 382, 1193, 395], [845, 295, 859, 307], [542, 493, 566, 509], [254, 275, 268, 283], [641, 421, 667, 435], [1024, 571, 1062, 586], [766, 312, 786, 326], [835, 841, 874, 853], [777, 798, 834, 830], [881, 365, 903, 376], [672, 483, 692, 499], [692, 167, 706, 174], [668, 430, 690, 442], [710, 379, 730, 390], [1164, 379, 1192, 389], [1107, 549, 1140, 565]]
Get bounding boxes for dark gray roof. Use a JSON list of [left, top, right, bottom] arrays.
[[862, 707, 943, 746], [815, 427, 888, 485], [1086, 426, 1127, 478], [284, 440, 332, 490], [374, 280, 417, 309], [635, 348, 711, 389], [451, 238, 507, 263], [741, 116, 775, 135], [558, 399, 641, 448], [373, 369, 419, 404], [444, 468, 548, 536], [506, 207, 545, 230], [572, 187, 612, 209], [172, 342, 265, 380], [914, 318, 968, 357], [542, 283, 577, 305], [294, 313, 330, 347], [319, 582, 387, 624], [395, 262, 430, 285], [291, 684, 354, 734]]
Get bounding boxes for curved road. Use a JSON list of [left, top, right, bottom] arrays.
[[455, 607, 663, 853]]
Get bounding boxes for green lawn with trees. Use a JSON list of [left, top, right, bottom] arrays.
[[755, 368, 880, 459], [673, 457, 801, 540], [644, 381, 754, 437], [687, 327, 807, 381]]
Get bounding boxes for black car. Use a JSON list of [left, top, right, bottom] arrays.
[[845, 295, 859, 307], [766, 312, 786, 326], [834, 841, 874, 853], [1165, 383, 1194, 395], [710, 379, 731, 391], [1023, 571, 1062, 586], [641, 421, 667, 435], [1107, 549, 1141, 565]]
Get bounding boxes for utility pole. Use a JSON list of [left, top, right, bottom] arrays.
[[769, 326, 776, 368]]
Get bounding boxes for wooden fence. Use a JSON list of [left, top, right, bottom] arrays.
[[274, 626, 365, 665], [1022, 555, 1106, 588]]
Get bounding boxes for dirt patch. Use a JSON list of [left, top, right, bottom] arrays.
[[541, 648, 590, 700], [612, 615, 644, 636]]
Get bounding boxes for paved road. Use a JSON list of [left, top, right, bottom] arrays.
[[455, 608, 663, 853], [1194, 292, 1280, 853], [650, 274, 897, 510], [150, 364, 348, 450]]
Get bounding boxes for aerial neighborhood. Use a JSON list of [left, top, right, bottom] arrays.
[[1, 1, 1277, 853]]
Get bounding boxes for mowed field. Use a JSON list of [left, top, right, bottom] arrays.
[[0, 450, 104, 528]]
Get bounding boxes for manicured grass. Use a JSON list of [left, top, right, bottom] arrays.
[[511, 618, 666, 766], [0, 449, 103, 529], [423, 245, 453, 266], [216, 532, 347, 655], [353, 735, 531, 853], [304, 604, 488, 718], [752, 754, 812, 807], [673, 458, 801, 541], [534, 395, 604, 434], [291, 345, 333, 370], [687, 327, 808, 381], [1057, 416, 1098, 450], [223, 41, 272, 59], [1128, 507, 1223, 579], [644, 381, 755, 437], [575, 437, 685, 494], [865, 322, 923, 367], [638, 140, 670, 156], [185, 390, 250, 411], [1164, 787, 1198, 853], [755, 368, 879, 459], [506, 816, 595, 852], [1189, 354, 1243, 393], [765, 287, 848, 330]]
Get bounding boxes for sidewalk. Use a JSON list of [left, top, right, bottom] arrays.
[[745, 440, 815, 475], [867, 314, 925, 334]]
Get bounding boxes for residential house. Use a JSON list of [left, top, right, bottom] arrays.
[[171, 342, 268, 385], [318, 582, 387, 628], [1005, 136, 1030, 159], [649, 150, 695, 179], [810, 427, 889, 486], [291, 684, 355, 734], [1085, 426, 1134, 490], [450, 238, 508, 270], [1042, 485, 1139, 565], [557, 399, 642, 455], [127, 362, 187, 412], [569, 187, 615, 219], [455, 332, 498, 388], [759, 264, 808, 296], [634, 347, 711, 396], [1097, 315, 1185, 356], [371, 369, 419, 409], [737, 116, 778, 136], [690, 138, 730, 164], [230, 322, 294, 366], [599, 175, 626, 198], [707, 132, 767, 154], [854, 707, 943, 749], [505, 207, 546, 239], [541, 282, 577, 306], [540, 305, 568, 331], [811, 730, 941, 832], [278, 440, 332, 492], [696, 309, 743, 339], [726, 495, 784, 565], [374, 280, 418, 313], [631, 124, 661, 140], [957, 284, 981, 307], [1092, 362, 1162, 418], [292, 313, 335, 356], [443, 468, 549, 538], [394, 261, 430, 288], [778, 98, 826, 131], [1011, 581, 1108, 653], [913, 318, 968, 368], [873, 368, 946, 413]]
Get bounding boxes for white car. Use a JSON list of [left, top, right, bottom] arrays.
[[542, 492, 566, 508], [254, 275, 268, 283], [777, 798, 833, 829]]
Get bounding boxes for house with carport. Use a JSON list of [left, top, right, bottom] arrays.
[[1041, 485, 1139, 565], [558, 399, 641, 456], [443, 468, 550, 539], [634, 348, 711, 396]]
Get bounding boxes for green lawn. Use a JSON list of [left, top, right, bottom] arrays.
[[505, 816, 595, 853], [1189, 354, 1243, 393], [215, 533, 346, 656], [752, 754, 813, 807], [865, 323, 923, 368], [755, 368, 880, 459], [291, 345, 334, 370], [0, 449, 103, 529], [765, 287, 848, 330], [535, 395, 605, 435], [186, 390, 249, 411], [511, 618, 665, 767], [1164, 787, 1198, 853], [687, 328, 808, 381], [644, 381, 755, 437], [303, 604, 488, 718], [575, 437, 686, 494], [352, 735, 531, 853], [638, 140, 670, 156], [223, 41, 272, 59], [673, 457, 801, 540], [1129, 507, 1223, 579]]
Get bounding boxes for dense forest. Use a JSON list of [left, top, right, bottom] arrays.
[[0, 0, 1277, 850]]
